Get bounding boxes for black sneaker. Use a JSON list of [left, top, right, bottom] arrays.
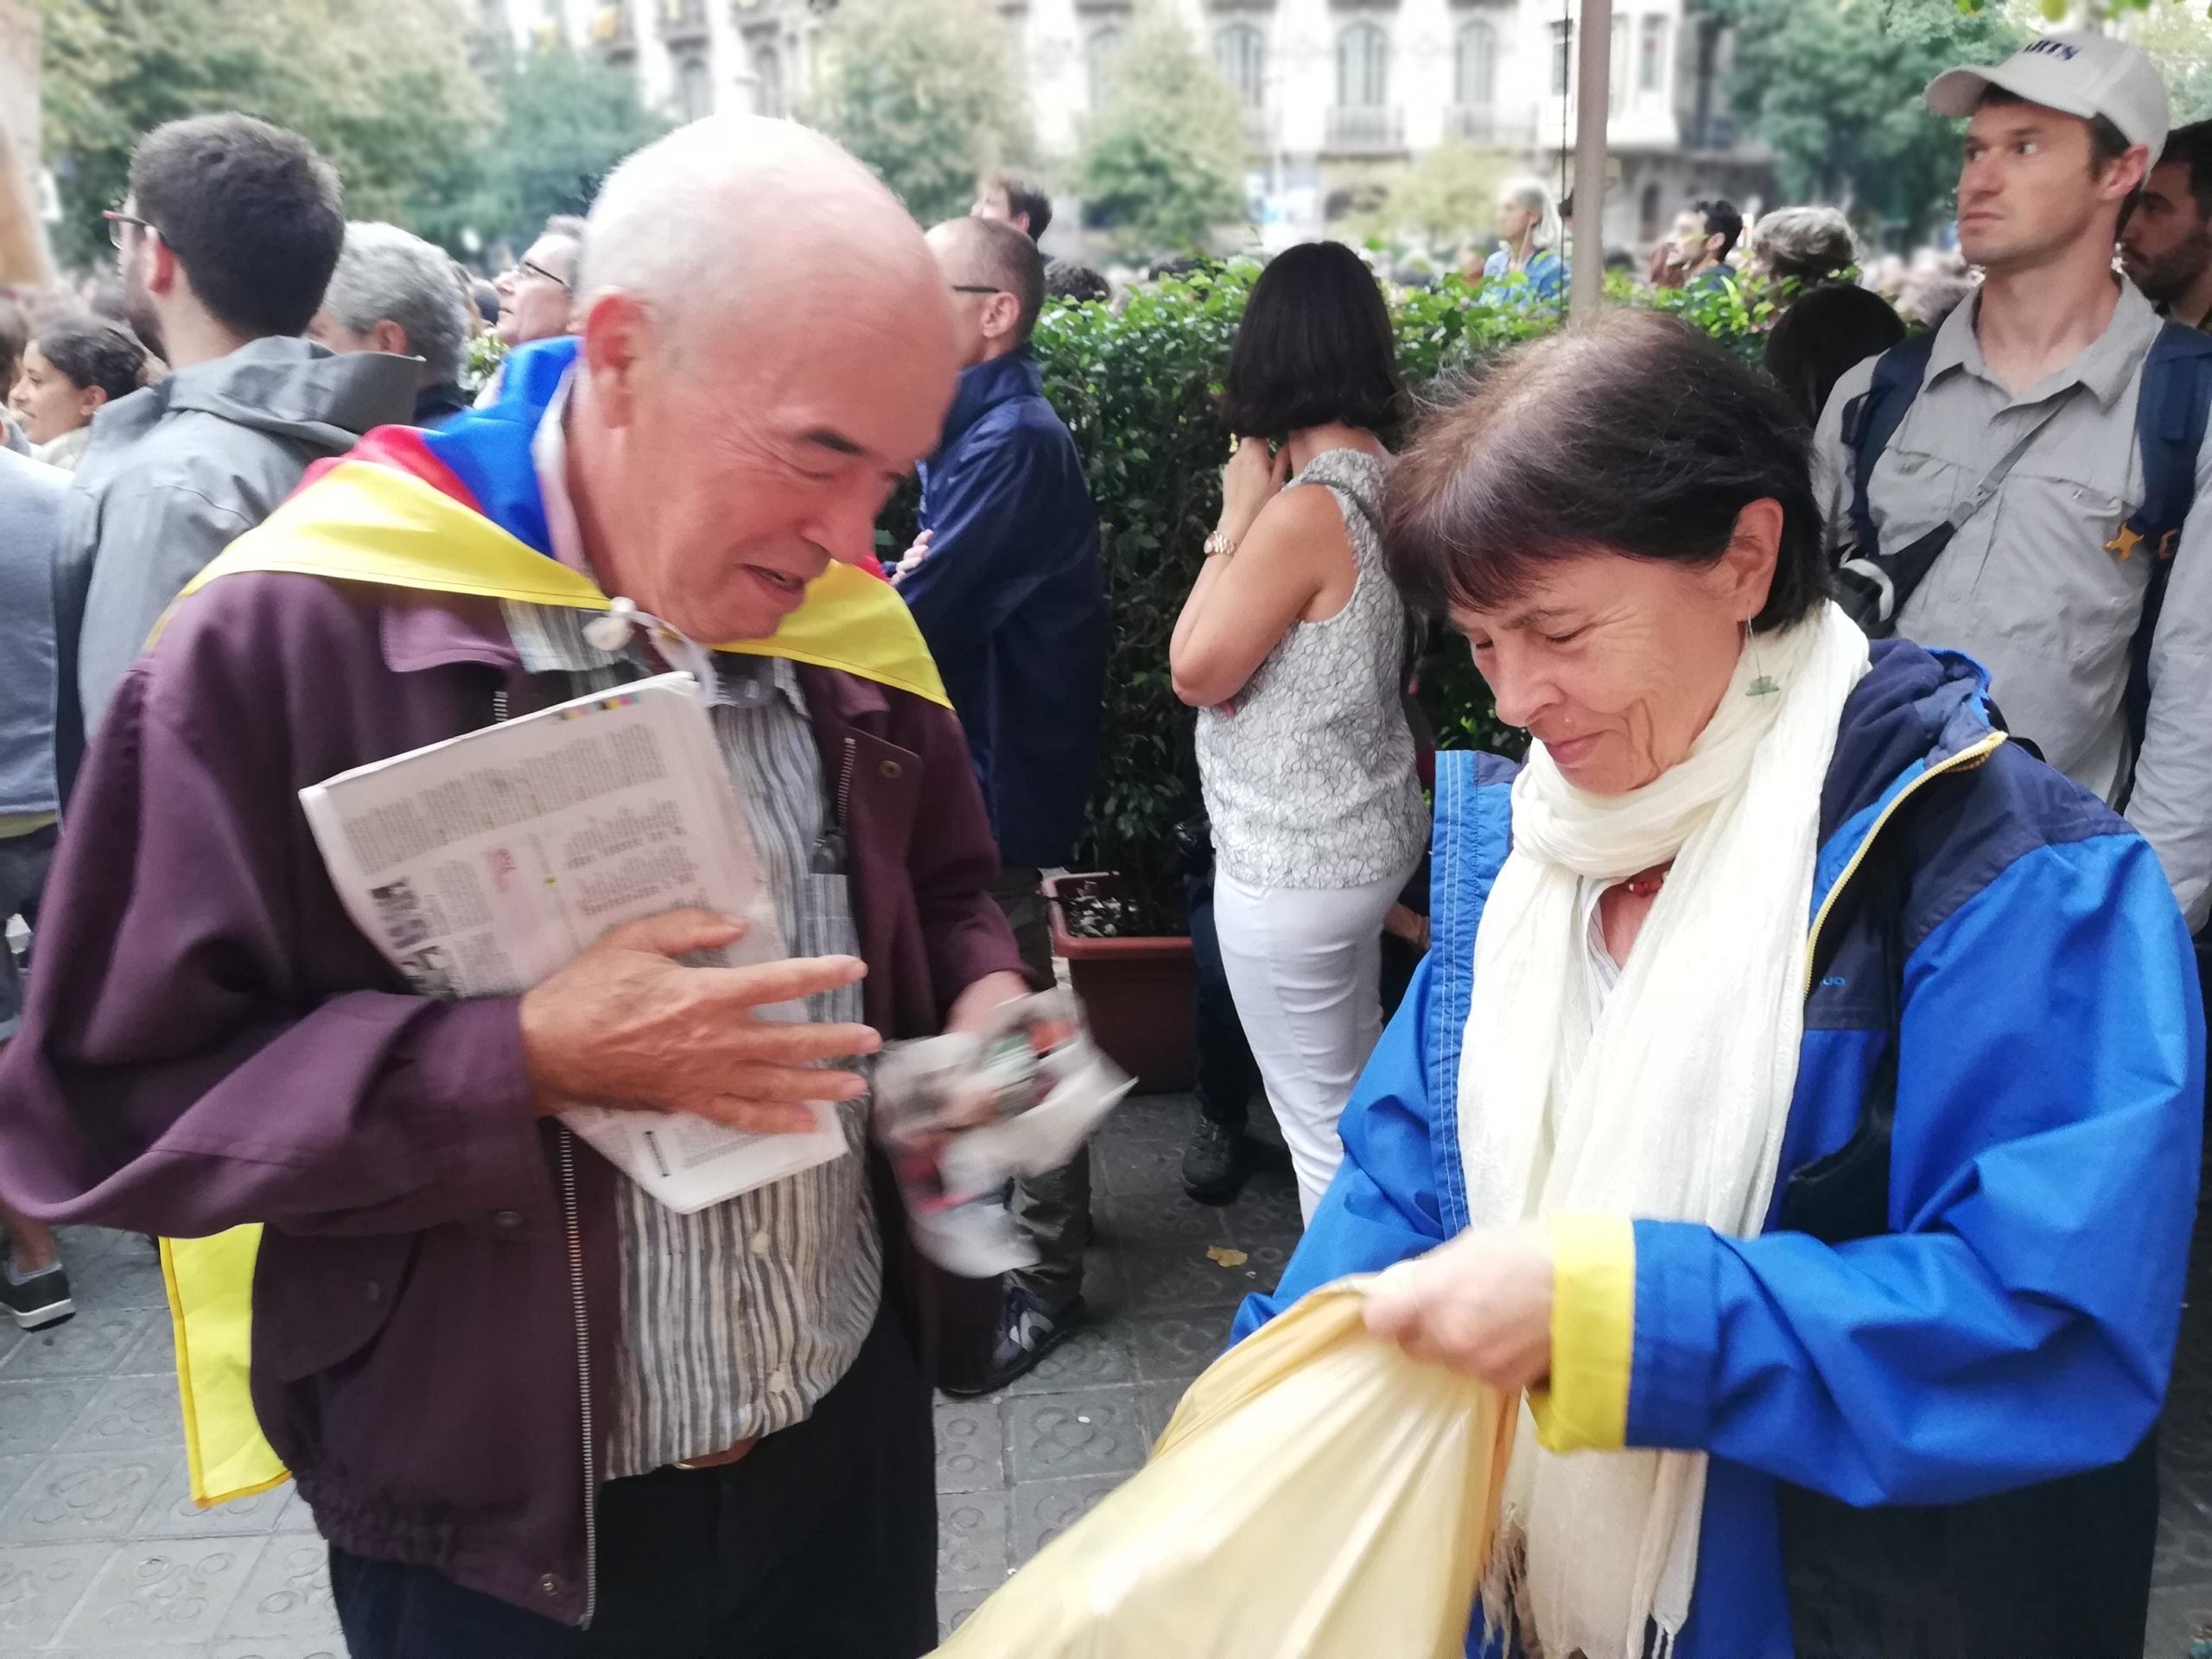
[[1182, 1116, 1251, 1206], [0, 1262, 73, 1331], [943, 1285, 1085, 1397]]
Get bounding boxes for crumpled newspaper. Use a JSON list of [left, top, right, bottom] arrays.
[[876, 989, 1134, 1276]]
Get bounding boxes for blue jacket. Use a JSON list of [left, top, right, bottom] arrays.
[[1481, 246, 1566, 307], [1234, 639, 2203, 1657], [903, 350, 1105, 868]]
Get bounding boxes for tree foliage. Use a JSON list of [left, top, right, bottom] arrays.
[[410, 44, 669, 258], [1707, 0, 2024, 244], [804, 0, 1032, 226], [1357, 143, 1514, 259], [1071, 2, 1248, 259], [2117, 1, 2212, 124], [38, 0, 487, 268]]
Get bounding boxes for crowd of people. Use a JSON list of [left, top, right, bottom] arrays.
[[0, 17, 2202, 1659]]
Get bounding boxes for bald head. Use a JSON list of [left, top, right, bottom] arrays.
[[927, 215, 1044, 365], [562, 115, 959, 645], [583, 116, 944, 346]]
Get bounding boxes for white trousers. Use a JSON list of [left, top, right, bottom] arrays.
[[1213, 864, 1415, 1223]]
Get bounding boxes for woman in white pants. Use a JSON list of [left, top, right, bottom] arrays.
[[1169, 243, 1429, 1222]]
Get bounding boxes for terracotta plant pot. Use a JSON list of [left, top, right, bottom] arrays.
[[1045, 872, 1195, 1096]]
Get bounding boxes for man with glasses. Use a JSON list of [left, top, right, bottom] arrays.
[[494, 215, 584, 350], [901, 214, 1106, 1390], [54, 114, 414, 788]]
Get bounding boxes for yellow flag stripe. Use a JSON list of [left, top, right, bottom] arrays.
[[171, 460, 949, 706]]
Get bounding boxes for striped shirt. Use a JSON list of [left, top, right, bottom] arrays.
[[505, 601, 881, 1478]]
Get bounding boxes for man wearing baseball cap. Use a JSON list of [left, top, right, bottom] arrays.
[[1814, 33, 2212, 947]]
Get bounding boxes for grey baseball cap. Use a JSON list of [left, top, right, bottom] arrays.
[[1926, 29, 2171, 162]]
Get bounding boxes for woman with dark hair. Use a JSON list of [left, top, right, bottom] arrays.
[[1169, 241, 1428, 1223], [1763, 283, 1905, 425], [1231, 310, 2198, 1656], [8, 315, 148, 471]]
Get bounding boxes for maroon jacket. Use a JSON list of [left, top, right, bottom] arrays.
[[0, 570, 1026, 1624]]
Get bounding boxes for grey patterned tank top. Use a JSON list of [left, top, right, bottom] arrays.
[[1195, 447, 1429, 890]]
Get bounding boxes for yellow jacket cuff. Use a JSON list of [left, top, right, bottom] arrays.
[[1530, 1211, 1635, 1452]]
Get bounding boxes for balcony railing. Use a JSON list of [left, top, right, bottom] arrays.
[[1325, 105, 1406, 155], [658, 0, 708, 41], [1443, 105, 1538, 148]]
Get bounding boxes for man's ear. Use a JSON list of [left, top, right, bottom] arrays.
[[983, 290, 1021, 342], [578, 292, 653, 428], [2107, 142, 2152, 205], [145, 234, 183, 299], [368, 318, 412, 358]]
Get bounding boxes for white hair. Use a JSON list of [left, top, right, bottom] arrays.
[[578, 114, 908, 317], [1751, 206, 1859, 285], [322, 221, 469, 385], [1501, 175, 1564, 254]]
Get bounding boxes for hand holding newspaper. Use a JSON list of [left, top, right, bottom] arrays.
[[877, 990, 1133, 1276], [300, 672, 849, 1212]]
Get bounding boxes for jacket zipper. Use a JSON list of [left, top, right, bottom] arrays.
[[1801, 731, 2006, 993], [836, 735, 856, 833], [557, 1126, 599, 1626]]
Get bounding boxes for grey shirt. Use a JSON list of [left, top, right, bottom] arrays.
[[1813, 282, 2212, 929], [505, 605, 880, 1478], [0, 451, 64, 820]]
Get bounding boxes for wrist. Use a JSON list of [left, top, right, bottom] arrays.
[[1204, 527, 1238, 559]]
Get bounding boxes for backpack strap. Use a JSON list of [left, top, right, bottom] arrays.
[[2124, 322, 2212, 757], [1842, 333, 1939, 563]]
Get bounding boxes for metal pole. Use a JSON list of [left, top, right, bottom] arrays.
[[1569, 0, 1611, 324]]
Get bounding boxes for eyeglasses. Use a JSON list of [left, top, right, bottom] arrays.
[[104, 209, 155, 251], [949, 283, 1005, 296], [518, 257, 571, 291]]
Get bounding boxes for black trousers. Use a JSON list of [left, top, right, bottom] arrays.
[[1186, 869, 1261, 1132], [331, 1300, 937, 1659]]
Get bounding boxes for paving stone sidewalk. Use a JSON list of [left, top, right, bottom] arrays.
[[1, 1091, 2208, 1656]]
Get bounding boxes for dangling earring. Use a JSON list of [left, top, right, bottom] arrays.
[[1745, 621, 1779, 698]]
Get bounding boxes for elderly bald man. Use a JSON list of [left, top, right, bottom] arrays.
[[0, 117, 1030, 1657]]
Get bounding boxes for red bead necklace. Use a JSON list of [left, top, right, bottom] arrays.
[[1619, 866, 1669, 899]]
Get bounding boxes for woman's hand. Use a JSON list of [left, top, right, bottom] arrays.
[[1363, 1221, 1555, 1392], [1217, 437, 1291, 549]]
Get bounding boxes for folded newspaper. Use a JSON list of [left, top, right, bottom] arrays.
[[299, 671, 849, 1213], [878, 991, 1134, 1276]]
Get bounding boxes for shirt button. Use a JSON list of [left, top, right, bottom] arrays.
[[767, 1367, 791, 1392], [539, 1573, 563, 1598], [749, 1229, 772, 1255], [493, 1210, 524, 1230]]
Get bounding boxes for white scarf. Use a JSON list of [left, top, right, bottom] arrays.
[[1460, 602, 1870, 1659]]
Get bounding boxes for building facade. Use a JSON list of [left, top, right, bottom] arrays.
[[492, 0, 1769, 256]]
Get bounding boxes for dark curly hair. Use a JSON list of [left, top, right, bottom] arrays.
[[31, 315, 149, 404], [1387, 311, 1831, 635]]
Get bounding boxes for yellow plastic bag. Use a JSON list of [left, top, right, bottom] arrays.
[[936, 1278, 1514, 1659]]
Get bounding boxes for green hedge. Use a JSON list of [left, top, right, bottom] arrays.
[[1017, 260, 1781, 931]]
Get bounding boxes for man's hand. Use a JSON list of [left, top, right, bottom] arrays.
[[944, 969, 1031, 1036], [1362, 1221, 1555, 1392], [518, 908, 880, 1134], [891, 528, 933, 585]]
